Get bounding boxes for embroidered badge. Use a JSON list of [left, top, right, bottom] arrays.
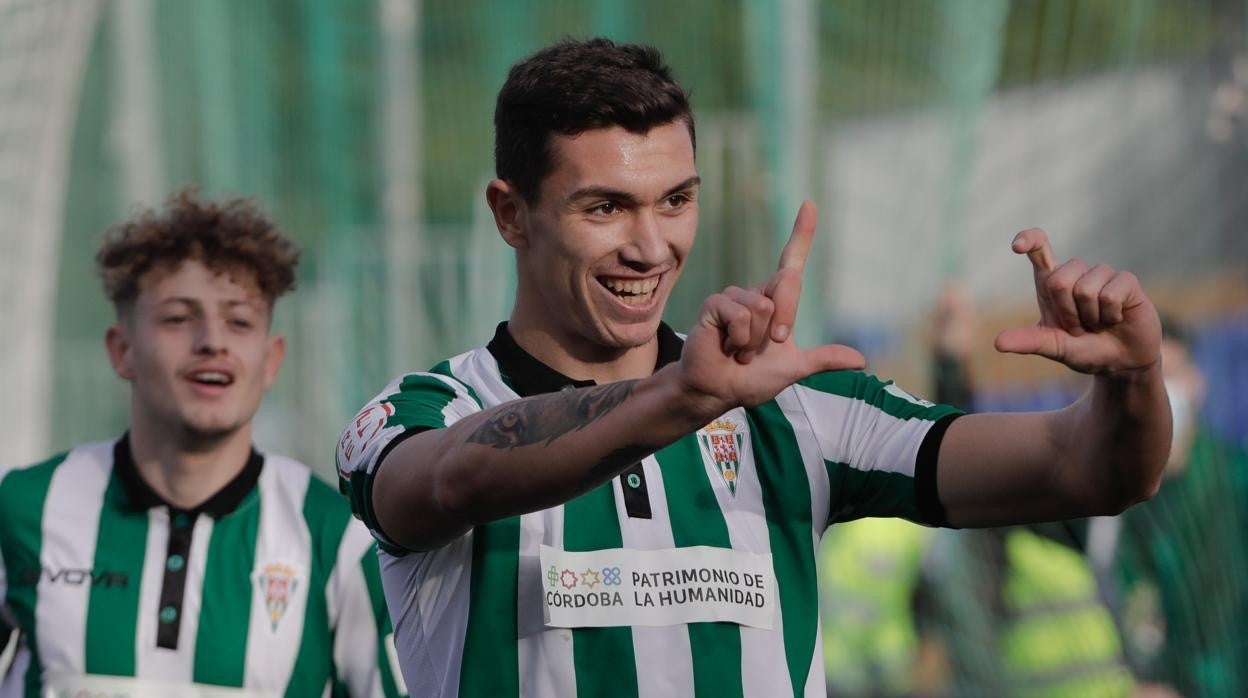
[[257, 563, 299, 631], [699, 417, 746, 496], [337, 401, 396, 477]]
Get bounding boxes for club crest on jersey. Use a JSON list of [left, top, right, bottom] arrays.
[[257, 563, 299, 632], [698, 417, 746, 496]]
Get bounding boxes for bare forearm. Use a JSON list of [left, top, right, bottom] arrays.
[[940, 365, 1169, 527], [1064, 364, 1169, 511], [374, 364, 720, 549]]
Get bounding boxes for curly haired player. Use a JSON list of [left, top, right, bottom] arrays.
[[0, 189, 406, 697]]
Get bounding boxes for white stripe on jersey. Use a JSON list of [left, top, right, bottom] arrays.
[[777, 389, 838, 698], [381, 536, 473, 697], [35, 442, 112, 676], [517, 504, 574, 698], [609, 455, 696, 698], [792, 383, 936, 476], [243, 458, 311, 691], [2, 645, 30, 695], [696, 407, 792, 697], [329, 522, 383, 698]]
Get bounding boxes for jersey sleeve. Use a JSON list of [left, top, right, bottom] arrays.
[[328, 520, 409, 698], [336, 372, 483, 549], [793, 370, 963, 527]]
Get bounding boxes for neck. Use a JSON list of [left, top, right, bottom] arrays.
[[127, 414, 254, 510], [508, 305, 660, 384]]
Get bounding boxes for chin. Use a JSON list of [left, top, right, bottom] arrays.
[[601, 320, 662, 350], [177, 413, 248, 446]]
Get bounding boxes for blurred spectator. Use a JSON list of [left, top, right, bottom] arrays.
[[914, 286, 1136, 698], [1113, 317, 1248, 696], [819, 518, 934, 697]]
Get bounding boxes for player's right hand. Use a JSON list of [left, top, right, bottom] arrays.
[[676, 201, 865, 411]]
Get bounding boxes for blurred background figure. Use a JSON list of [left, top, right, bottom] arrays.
[[1112, 317, 1248, 697], [912, 286, 1139, 698], [819, 518, 934, 697]]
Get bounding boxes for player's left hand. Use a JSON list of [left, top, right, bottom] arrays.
[[994, 228, 1161, 375]]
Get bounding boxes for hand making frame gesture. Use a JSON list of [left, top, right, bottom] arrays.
[[995, 228, 1162, 375], [678, 201, 866, 409]]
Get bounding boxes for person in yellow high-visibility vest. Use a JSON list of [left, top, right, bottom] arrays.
[[819, 518, 933, 697], [912, 287, 1143, 698]]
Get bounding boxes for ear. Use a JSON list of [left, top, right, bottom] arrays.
[[105, 323, 136, 381], [263, 334, 287, 389], [486, 179, 529, 249]]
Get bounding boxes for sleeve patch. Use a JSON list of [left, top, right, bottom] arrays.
[[337, 402, 396, 479]]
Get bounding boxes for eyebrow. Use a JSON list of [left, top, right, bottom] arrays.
[[566, 176, 702, 207], [158, 297, 262, 311]]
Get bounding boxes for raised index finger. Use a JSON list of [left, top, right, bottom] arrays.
[[777, 200, 818, 274], [766, 200, 817, 342], [1012, 227, 1057, 273]]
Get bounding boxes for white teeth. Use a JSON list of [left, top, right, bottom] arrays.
[[192, 371, 230, 385], [602, 277, 659, 296]]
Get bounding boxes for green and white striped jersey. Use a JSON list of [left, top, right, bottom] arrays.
[[0, 437, 407, 698], [337, 323, 960, 697]]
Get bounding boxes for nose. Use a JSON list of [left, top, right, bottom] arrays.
[[620, 210, 668, 269], [193, 317, 228, 355]]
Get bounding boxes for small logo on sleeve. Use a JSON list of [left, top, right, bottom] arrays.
[[337, 401, 396, 476]]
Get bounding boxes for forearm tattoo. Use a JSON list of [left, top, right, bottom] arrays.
[[580, 443, 658, 489], [466, 380, 640, 449]]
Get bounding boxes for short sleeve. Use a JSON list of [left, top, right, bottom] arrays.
[[336, 373, 482, 548], [793, 370, 963, 526]]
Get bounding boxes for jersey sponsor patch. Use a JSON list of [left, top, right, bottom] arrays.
[[45, 672, 280, 697], [539, 545, 775, 630], [254, 562, 301, 632], [697, 415, 747, 496], [337, 401, 396, 477]]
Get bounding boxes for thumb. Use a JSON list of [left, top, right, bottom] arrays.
[[994, 326, 1065, 361], [795, 343, 867, 378]]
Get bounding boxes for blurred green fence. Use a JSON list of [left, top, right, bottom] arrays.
[[4, 1, 1248, 695], [2, 0, 1244, 469]]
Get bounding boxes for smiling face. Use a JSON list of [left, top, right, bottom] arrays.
[[501, 121, 699, 358], [106, 259, 286, 445]]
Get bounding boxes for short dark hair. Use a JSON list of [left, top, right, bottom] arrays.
[[494, 37, 695, 203], [97, 187, 299, 312]]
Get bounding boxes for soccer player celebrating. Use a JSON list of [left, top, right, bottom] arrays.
[[0, 191, 406, 697], [337, 39, 1170, 697]]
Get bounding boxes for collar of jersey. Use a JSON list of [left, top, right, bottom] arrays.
[[486, 321, 684, 398], [112, 433, 264, 518]]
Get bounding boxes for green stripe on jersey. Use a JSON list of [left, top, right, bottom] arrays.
[[85, 471, 148, 676], [826, 464, 923, 524], [564, 482, 638, 697], [799, 370, 956, 421], [657, 438, 744, 698], [387, 373, 472, 430], [429, 361, 483, 409], [0, 453, 66, 698], [748, 402, 818, 697], [284, 482, 350, 697], [195, 487, 260, 686], [361, 543, 403, 697], [458, 518, 521, 698]]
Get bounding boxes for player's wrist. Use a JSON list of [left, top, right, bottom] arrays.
[[648, 364, 734, 431]]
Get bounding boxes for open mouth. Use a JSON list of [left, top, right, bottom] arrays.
[[598, 276, 660, 307], [188, 370, 234, 387]]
